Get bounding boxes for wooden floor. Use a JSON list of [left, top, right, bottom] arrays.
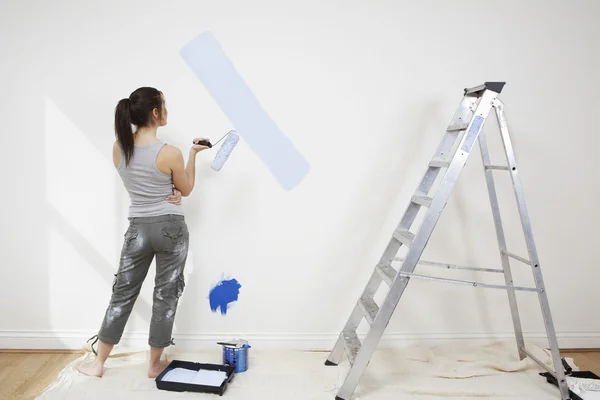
[[562, 350, 600, 375], [0, 351, 82, 400], [0, 350, 598, 400]]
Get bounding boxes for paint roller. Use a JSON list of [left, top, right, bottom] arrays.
[[193, 130, 240, 171]]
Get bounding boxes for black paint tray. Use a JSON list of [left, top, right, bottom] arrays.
[[155, 360, 236, 396], [539, 358, 600, 400]]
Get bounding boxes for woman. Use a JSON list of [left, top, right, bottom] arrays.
[[78, 87, 210, 378]]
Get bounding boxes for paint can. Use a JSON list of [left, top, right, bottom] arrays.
[[219, 339, 251, 373]]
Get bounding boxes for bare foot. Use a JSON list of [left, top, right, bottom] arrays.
[[148, 359, 170, 378], [77, 360, 104, 377]]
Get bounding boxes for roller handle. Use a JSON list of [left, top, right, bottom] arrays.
[[193, 139, 212, 148]]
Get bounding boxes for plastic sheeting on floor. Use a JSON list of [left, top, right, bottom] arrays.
[[36, 340, 574, 399]]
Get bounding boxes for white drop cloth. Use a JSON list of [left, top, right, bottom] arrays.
[[36, 340, 578, 400]]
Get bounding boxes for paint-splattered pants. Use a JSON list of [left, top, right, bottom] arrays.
[[95, 214, 189, 349]]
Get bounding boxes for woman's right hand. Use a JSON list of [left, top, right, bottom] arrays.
[[191, 138, 211, 153]]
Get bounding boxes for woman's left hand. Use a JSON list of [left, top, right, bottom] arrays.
[[166, 189, 182, 205]]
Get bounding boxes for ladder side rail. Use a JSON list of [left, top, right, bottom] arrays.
[[494, 99, 570, 400], [478, 126, 527, 360]]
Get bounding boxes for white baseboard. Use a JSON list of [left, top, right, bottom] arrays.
[[1, 330, 599, 351]]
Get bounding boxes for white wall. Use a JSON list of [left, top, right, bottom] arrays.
[[1, 0, 599, 351]]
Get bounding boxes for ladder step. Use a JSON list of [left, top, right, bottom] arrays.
[[398, 272, 542, 292], [446, 123, 469, 132], [342, 331, 361, 365], [358, 297, 379, 325], [392, 229, 414, 246], [411, 195, 432, 207], [502, 250, 532, 266], [429, 160, 450, 168], [485, 165, 510, 170], [375, 263, 398, 286]]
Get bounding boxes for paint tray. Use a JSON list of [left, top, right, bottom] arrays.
[[539, 358, 600, 400], [155, 360, 235, 396]]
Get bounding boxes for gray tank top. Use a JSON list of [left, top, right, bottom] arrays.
[[117, 141, 184, 218]]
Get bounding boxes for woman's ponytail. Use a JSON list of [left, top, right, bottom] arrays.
[[114, 87, 164, 166], [115, 98, 134, 166]]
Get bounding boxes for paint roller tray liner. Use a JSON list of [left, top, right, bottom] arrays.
[[155, 360, 235, 396]]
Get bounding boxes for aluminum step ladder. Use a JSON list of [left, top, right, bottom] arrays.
[[325, 82, 570, 400]]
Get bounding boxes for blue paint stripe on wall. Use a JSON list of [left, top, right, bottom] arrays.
[[180, 31, 310, 190]]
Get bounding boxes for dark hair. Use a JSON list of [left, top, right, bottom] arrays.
[[114, 87, 164, 166]]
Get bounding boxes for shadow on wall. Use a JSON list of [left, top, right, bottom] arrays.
[[42, 92, 160, 349], [319, 98, 449, 329], [46, 203, 154, 340]]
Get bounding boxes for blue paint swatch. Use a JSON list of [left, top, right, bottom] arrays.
[[209, 278, 242, 315], [179, 31, 310, 190]]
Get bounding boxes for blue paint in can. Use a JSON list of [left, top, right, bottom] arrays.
[[221, 340, 251, 373]]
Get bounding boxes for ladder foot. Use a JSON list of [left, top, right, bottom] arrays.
[[325, 360, 338, 366]]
